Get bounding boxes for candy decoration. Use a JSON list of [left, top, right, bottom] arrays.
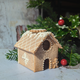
[[58, 19, 64, 26], [60, 59, 67, 66]]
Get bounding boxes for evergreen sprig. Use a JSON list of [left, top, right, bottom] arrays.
[[5, 49, 18, 61], [27, 16, 58, 34], [56, 15, 80, 41], [58, 41, 80, 66], [27, 0, 45, 8], [26, 0, 57, 21]]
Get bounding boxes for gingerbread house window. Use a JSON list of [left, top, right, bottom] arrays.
[[43, 40, 50, 50]]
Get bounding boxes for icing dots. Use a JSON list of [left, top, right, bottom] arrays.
[[22, 53, 29, 65]]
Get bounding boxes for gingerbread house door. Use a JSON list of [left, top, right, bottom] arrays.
[[44, 59, 49, 70]]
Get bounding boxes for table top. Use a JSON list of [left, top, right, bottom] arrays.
[[0, 49, 80, 80]]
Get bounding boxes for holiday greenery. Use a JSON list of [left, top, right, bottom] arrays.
[[5, 49, 18, 61], [26, 0, 57, 21], [5, 0, 80, 66], [27, 15, 80, 41], [5, 15, 80, 66], [56, 15, 80, 40], [27, 15, 80, 66], [26, 0, 45, 8], [58, 41, 80, 66]]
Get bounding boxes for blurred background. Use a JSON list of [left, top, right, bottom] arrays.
[[43, 0, 80, 19], [0, 0, 80, 50]]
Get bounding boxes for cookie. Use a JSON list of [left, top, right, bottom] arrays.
[[30, 29, 47, 33]]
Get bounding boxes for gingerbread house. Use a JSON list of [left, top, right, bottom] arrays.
[[14, 29, 62, 72]]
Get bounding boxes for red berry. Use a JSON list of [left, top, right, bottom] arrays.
[[58, 19, 64, 26], [61, 59, 67, 66]]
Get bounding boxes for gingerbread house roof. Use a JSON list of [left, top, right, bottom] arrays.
[[14, 29, 62, 54]]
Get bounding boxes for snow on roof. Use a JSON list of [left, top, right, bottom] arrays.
[[14, 30, 62, 54]]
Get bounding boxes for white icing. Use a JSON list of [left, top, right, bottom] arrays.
[[19, 30, 52, 52], [49, 35, 58, 43], [22, 53, 29, 65], [22, 31, 32, 37], [43, 58, 52, 70]]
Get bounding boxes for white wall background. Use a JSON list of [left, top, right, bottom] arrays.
[[0, 0, 39, 49]]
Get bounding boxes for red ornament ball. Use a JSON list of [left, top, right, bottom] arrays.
[[61, 59, 67, 66], [58, 19, 64, 26]]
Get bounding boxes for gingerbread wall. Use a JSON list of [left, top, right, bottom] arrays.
[[18, 49, 35, 71], [34, 36, 58, 72]]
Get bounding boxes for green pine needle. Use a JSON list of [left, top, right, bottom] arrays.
[[5, 49, 18, 61]]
